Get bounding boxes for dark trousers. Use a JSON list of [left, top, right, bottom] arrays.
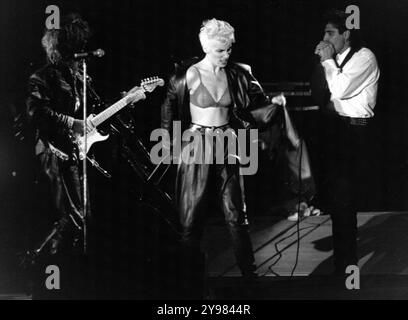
[[27, 149, 89, 298], [175, 127, 256, 275], [36, 148, 85, 254], [320, 113, 371, 272]]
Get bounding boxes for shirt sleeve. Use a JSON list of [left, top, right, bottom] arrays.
[[321, 53, 379, 100]]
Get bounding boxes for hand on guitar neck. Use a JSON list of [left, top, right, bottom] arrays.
[[123, 86, 147, 105]]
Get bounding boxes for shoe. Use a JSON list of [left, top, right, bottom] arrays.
[[287, 202, 307, 221], [287, 203, 323, 221], [287, 212, 299, 221]]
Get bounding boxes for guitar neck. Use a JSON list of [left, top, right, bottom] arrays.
[[91, 89, 144, 127]]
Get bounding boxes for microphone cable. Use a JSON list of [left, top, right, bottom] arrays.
[[290, 133, 303, 278], [265, 95, 305, 278]]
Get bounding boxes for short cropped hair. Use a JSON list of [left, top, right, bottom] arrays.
[[42, 13, 91, 64], [323, 9, 362, 50], [198, 18, 235, 51]]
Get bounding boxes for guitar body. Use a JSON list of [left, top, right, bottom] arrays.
[[73, 115, 109, 160], [73, 129, 109, 160]]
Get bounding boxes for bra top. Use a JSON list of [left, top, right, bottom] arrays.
[[189, 66, 231, 109]]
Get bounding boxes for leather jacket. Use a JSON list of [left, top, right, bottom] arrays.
[[161, 57, 280, 135], [26, 62, 91, 156]]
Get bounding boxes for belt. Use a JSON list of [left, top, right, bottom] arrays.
[[48, 142, 70, 161], [342, 117, 371, 126], [190, 123, 231, 132]]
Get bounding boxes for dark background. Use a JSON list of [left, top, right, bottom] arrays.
[[0, 0, 408, 297]]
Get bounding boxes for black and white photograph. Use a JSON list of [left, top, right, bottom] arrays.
[[1, 0, 408, 303]]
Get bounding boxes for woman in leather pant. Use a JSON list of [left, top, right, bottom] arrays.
[[160, 19, 285, 280]]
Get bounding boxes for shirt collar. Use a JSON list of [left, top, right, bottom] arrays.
[[336, 47, 351, 65]]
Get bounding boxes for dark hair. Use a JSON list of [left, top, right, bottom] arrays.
[[323, 9, 363, 50], [42, 13, 91, 64]]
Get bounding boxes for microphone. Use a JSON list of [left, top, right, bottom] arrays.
[[73, 49, 105, 59]]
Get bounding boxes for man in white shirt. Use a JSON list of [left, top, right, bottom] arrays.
[[313, 10, 380, 276]]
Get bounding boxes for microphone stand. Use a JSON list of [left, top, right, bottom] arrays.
[[81, 58, 88, 254]]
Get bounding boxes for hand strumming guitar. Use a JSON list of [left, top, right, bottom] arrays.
[[72, 119, 95, 136]]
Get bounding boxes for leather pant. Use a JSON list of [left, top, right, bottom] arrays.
[[36, 148, 85, 255], [175, 125, 256, 274]]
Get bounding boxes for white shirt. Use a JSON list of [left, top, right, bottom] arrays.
[[321, 47, 380, 118]]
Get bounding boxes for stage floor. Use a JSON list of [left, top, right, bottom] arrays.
[[3, 211, 408, 299], [203, 211, 408, 299], [204, 212, 408, 277]]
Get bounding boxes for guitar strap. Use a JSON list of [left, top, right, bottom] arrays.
[[48, 142, 70, 161]]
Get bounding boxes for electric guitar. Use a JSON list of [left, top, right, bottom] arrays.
[[50, 77, 164, 160]]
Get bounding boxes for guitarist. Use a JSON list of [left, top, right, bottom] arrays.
[[25, 13, 146, 262], [26, 13, 93, 259]]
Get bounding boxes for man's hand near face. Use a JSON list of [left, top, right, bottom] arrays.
[[314, 41, 335, 62]]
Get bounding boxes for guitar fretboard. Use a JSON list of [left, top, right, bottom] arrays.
[[91, 90, 143, 127]]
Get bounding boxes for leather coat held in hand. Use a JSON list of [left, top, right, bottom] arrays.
[[161, 57, 280, 134]]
